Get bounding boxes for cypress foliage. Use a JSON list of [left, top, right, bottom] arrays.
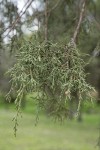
[[6, 34, 94, 135]]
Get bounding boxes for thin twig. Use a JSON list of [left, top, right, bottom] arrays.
[[24, 0, 62, 24], [49, 0, 61, 13], [2, 0, 62, 38], [2, 0, 30, 34], [44, 0, 48, 42], [3, 0, 34, 38], [73, 0, 87, 43]]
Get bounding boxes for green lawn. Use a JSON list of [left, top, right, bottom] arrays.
[[0, 108, 99, 150]]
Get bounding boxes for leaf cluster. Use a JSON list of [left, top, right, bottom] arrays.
[[7, 34, 94, 122]]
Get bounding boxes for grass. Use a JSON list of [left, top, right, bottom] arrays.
[[0, 107, 100, 150]]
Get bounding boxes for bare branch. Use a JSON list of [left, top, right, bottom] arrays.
[[44, 0, 48, 41], [2, 0, 30, 34], [73, 0, 87, 43], [49, 0, 61, 13], [25, 0, 62, 24], [3, 0, 34, 39]]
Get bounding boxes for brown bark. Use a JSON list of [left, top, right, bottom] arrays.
[[44, 0, 48, 42], [73, 0, 87, 43]]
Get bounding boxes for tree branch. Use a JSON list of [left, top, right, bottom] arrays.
[[73, 0, 87, 43], [3, 0, 34, 39], [49, 0, 61, 14], [44, 0, 48, 41]]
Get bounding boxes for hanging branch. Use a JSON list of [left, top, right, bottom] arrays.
[[44, 0, 48, 42], [73, 0, 87, 43], [67, 0, 87, 118]]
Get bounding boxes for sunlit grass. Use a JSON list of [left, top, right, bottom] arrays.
[[0, 108, 99, 150]]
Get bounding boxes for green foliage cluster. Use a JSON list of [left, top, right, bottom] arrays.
[[7, 34, 94, 120]]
